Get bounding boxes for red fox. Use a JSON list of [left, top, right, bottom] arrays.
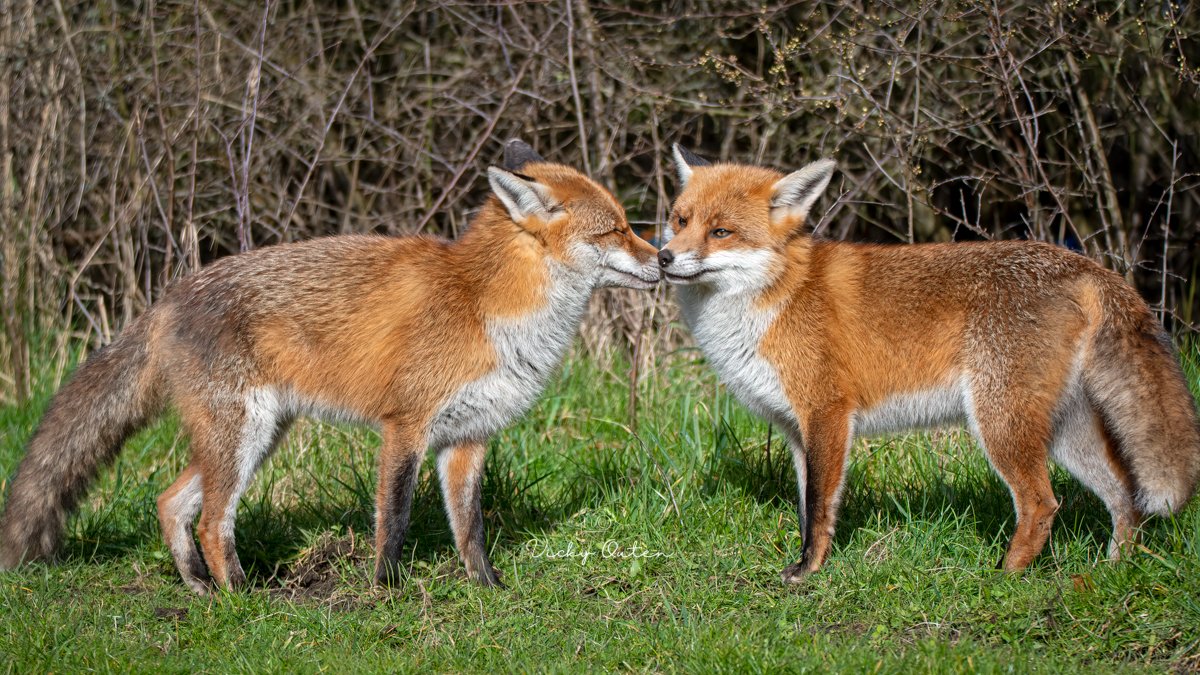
[[660, 145, 1200, 582], [0, 140, 660, 593]]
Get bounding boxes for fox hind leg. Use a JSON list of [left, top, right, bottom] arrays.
[[967, 380, 1060, 572], [1049, 386, 1141, 559], [192, 389, 292, 591], [157, 463, 208, 593], [437, 441, 500, 587]]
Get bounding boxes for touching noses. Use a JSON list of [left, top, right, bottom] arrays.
[[657, 248, 674, 268]]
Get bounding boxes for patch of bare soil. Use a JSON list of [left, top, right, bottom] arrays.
[[268, 529, 375, 610], [153, 607, 188, 622]]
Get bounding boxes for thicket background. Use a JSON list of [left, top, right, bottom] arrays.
[[2, 0, 1198, 405]]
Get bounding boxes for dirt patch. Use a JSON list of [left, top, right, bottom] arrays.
[[153, 607, 188, 622], [268, 529, 374, 609]]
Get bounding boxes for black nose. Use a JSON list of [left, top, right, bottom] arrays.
[[658, 248, 674, 267]]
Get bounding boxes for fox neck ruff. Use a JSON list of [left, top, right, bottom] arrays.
[[426, 210, 595, 450]]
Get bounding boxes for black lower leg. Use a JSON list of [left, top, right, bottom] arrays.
[[374, 449, 423, 586]]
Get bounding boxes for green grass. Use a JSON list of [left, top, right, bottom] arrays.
[[1, 341, 1199, 673]]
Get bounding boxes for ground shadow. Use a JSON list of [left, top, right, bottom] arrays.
[[52, 436, 582, 589], [705, 424, 1119, 563], [33, 417, 1129, 588]]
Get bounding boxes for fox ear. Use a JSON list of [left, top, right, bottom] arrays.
[[770, 159, 836, 228], [503, 138, 545, 172], [487, 167, 561, 225], [672, 143, 710, 189]]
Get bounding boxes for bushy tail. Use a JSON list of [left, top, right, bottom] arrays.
[[0, 320, 162, 568], [1082, 284, 1200, 516]]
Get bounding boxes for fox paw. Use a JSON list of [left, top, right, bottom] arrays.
[[780, 561, 814, 585], [471, 564, 504, 589]]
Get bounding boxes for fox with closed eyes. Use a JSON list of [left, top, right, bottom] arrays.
[[0, 140, 661, 593]]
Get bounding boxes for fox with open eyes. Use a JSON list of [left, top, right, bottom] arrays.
[[659, 144, 1200, 582], [0, 140, 661, 593]]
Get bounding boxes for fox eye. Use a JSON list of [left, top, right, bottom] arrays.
[[677, 216, 688, 229], [710, 228, 732, 238]]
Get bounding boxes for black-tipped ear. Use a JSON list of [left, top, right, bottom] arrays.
[[770, 159, 837, 226], [487, 166, 561, 224], [671, 144, 711, 188], [503, 139, 545, 172], [675, 144, 710, 168]]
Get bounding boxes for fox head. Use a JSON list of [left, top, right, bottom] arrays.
[[485, 140, 660, 290], [658, 144, 836, 292]]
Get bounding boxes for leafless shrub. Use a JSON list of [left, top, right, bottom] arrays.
[[1, 0, 1197, 405]]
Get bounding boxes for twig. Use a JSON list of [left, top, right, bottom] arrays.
[[281, 7, 411, 234], [565, 0, 592, 176], [413, 58, 532, 233], [235, 0, 272, 252]]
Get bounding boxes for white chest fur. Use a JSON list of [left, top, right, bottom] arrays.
[[677, 287, 795, 426], [427, 265, 591, 450]]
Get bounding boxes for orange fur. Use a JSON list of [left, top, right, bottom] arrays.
[[0, 142, 661, 593], [662, 150, 1200, 582]]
